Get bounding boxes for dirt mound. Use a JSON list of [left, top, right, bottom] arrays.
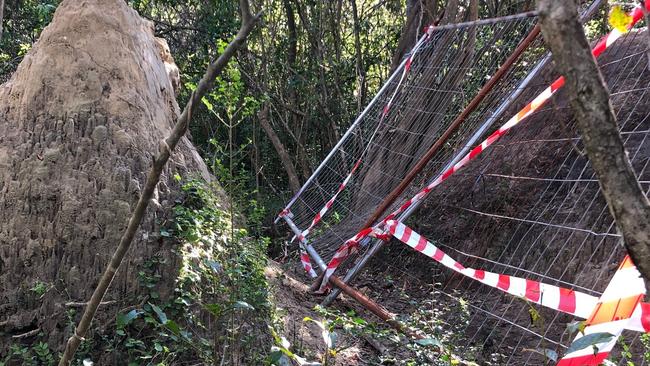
[[0, 0, 211, 350]]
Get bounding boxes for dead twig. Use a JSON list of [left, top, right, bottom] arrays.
[[12, 328, 40, 339], [64, 301, 116, 308]]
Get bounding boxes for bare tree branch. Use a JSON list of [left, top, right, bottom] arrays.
[[538, 0, 650, 285], [57, 2, 261, 365]]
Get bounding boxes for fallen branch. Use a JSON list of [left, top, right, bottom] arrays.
[[12, 328, 40, 339], [57, 1, 261, 365]]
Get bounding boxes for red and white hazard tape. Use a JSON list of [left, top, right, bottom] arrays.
[[388, 220, 650, 340], [628, 301, 650, 333], [292, 159, 363, 243], [387, 220, 599, 317], [319, 4, 646, 287], [315, 227, 376, 291], [383, 6, 644, 223], [290, 158, 360, 277], [300, 249, 317, 278], [388, 219, 650, 363]]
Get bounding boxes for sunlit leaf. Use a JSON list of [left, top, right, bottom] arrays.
[[233, 301, 255, 310], [201, 96, 213, 112]]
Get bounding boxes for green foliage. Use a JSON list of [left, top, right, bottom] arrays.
[[29, 280, 52, 298], [33, 177, 276, 366], [643, 334, 650, 363], [312, 289, 484, 366], [0, 0, 60, 81], [118, 177, 274, 365], [2, 341, 56, 366], [611, 334, 650, 366], [268, 325, 319, 366]]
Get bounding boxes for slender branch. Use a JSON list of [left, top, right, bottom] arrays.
[[12, 328, 40, 339], [538, 0, 650, 285], [64, 301, 116, 308], [57, 3, 261, 365]]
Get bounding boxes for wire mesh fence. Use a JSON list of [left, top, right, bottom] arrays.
[[279, 13, 541, 262], [278, 1, 650, 364], [395, 25, 650, 365]]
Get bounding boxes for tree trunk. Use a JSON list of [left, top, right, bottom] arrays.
[[390, 0, 439, 72], [0, 0, 214, 352], [258, 104, 302, 194], [350, 0, 366, 112], [283, 0, 311, 180], [441, 0, 460, 24], [538, 0, 650, 283]]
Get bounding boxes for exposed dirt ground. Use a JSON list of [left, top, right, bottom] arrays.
[[267, 260, 384, 366]]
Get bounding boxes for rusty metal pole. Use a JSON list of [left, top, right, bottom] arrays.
[[362, 23, 541, 230], [320, 0, 606, 306], [281, 215, 417, 337], [312, 22, 542, 292]]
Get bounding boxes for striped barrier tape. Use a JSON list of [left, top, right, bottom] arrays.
[[315, 227, 377, 292], [286, 26, 436, 277], [292, 159, 363, 243], [627, 301, 650, 333], [318, 3, 646, 289], [300, 248, 318, 278], [557, 256, 646, 365], [386, 220, 597, 318], [387, 220, 650, 337]]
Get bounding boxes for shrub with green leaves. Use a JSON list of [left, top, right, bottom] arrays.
[[63, 178, 275, 366]]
